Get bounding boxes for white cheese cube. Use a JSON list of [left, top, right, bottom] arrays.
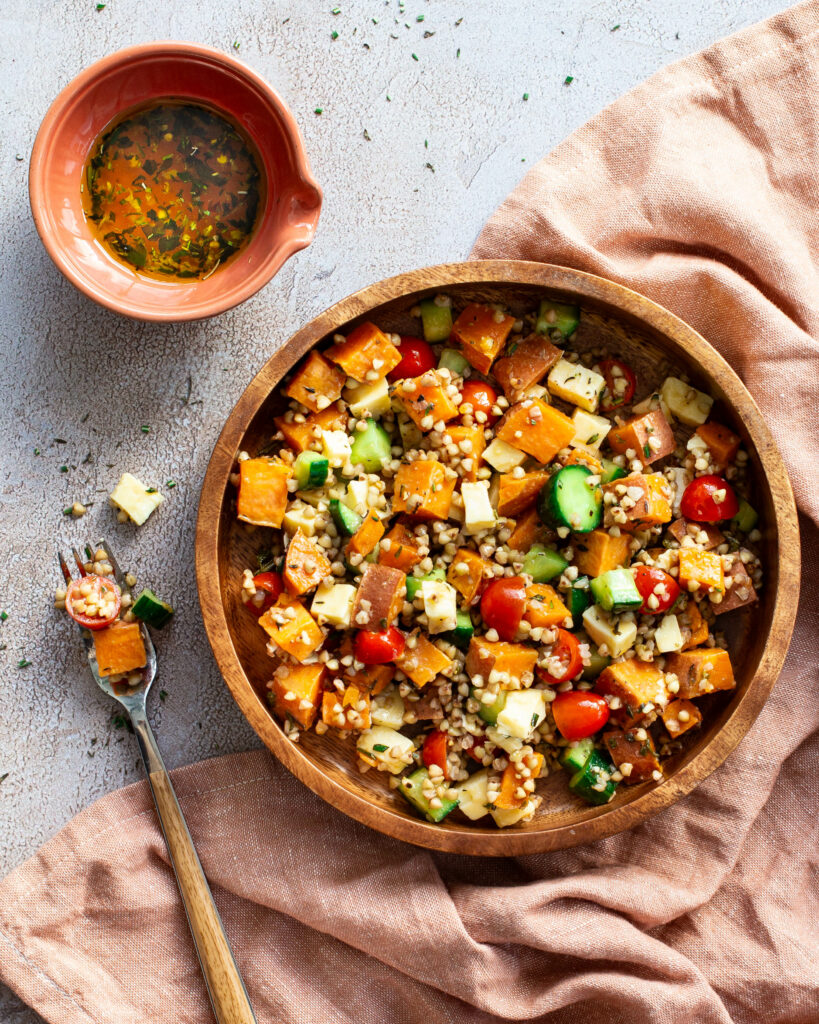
[[547, 358, 606, 413], [483, 438, 528, 473], [496, 688, 547, 740], [523, 383, 549, 401], [311, 581, 357, 628], [397, 412, 423, 451], [632, 391, 671, 420], [491, 798, 537, 828], [357, 727, 415, 774], [486, 725, 525, 754], [570, 409, 611, 449], [422, 579, 458, 633], [321, 429, 352, 464], [283, 500, 320, 537], [456, 769, 491, 820], [654, 614, 685, 653], [461, 481, 496, 534], [582, 605, 638, 658], [660, 376, 713, 426], [109, 472, 163, 526], [371, 686, 406, 730], [345, 377, 391, 418], [343, 479, 369, 516]]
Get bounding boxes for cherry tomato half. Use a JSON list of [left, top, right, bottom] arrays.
[[460, 380, 500, 424], [422, 730, 449, 778], [461, 732, 497, 764], [354, 626, 405, 665], [243, 571, 283, 617], [632, 565, 681, 615], [599, 358, 637, 413], [65, 574, 121, 630], [389, 336, 436, 380], [552, 691, 610, 741], [680, 475, 739, 522], [537, 628, 583, 686], [480, 576, 527, 641]]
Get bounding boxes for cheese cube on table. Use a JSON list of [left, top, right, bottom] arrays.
[[570, 409, 611, 449], [422, 579, 458, 633], [311, 581, 357, 628], [547, 358, 606, 413], [582, 605, 638, 658], [109, 473, 163, 525], [461, 481, 497, 534], [483, 438, 527, 473], [660, 377, 713, 426], [345, 377, 392, 419]]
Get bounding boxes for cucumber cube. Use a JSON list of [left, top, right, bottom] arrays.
[[329, 498, 363, 536], [566, 577, 592, 618], [731, 497, 758, 533], [559, 737, 595, 773], [406, 568, 445, 602], [569, 750, 617, 805], [349, 420, 391, 472], [400, 767, 458, 822], [535, 299, 580, 339], [600, 457, 626, 484], [581, 644, 612, 681], [131, 588, 174, 628], [475, 687, 507, 726], [523, 544, 569, 582], [590, 568, 642, 612], [419, 298, 453, 342], [438, 347, 469, 376], [293, 451, 329, 489], [444, 609, 474, 650]]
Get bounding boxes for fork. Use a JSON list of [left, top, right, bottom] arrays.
[[59, 540, 257, 1024]]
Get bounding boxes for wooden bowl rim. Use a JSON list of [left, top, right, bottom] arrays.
[[195, 260, 800, 856]]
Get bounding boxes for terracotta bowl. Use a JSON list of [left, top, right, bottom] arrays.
[[29, 42, 321, 322], [195, 261, 799, 855]]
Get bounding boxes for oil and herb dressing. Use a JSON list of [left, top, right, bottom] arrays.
[[82, 101, 263, 279]]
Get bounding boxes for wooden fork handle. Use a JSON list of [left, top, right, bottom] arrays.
[[131, 706, 257, 1024]]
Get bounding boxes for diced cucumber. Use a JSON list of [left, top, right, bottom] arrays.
[[535, 299, 580, 339], [444, 609, 474, 650], [475, 687, 507, 726], [600, 457, 626, 484], [329, 498, 362, 536], [419, 298, 453, 343], [293, 451, 329, 489], [590, 568, 642, 612], [523, 543, 569, 582], [400, 767, 458, 822], [731, 497, 758, 533], [566, 577, 592, 618], [581, 644, 611, 681], [559, 737, 595, 773], [537, 465, 602, 534], [131, 588, 174, 629], [349, 420, 392, 472], [569, 749, 618, 805], [438, 347, 469, 376], [406, 568, 446, 602]]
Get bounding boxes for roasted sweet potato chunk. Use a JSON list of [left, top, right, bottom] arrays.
[[325, 322, 402, 382], [603, 728, 661, 784], [396, 632, 453, 688], [451, 303, 516, 374], [393, 460, 456, 520], [351, 564, 406, 628], [608, 409, 676, 465], [665, 647, 735, 698], [285, 351, 346, 413], [493, 333, 562, 397], [496, 399, 575, 465], [661, 698, 702, 738], [497, 471, 550, 518]]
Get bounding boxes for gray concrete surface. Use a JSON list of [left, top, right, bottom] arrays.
[[0, 0, 788, 1019]]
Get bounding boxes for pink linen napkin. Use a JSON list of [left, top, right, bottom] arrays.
[[2, 3, 819, 1022]]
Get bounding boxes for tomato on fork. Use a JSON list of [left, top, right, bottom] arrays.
[[460, 380, 500, 424], [389, 336, 436, 380], [243, 571, 283, 616], [65, 574, 121, 630]]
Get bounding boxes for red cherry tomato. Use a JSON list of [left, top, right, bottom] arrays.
[[537, 628, 583, 686], [599, 358, 637, 413], [422, 730, 449, 778], [552, 691, 610, 740], [354, 626, 405, 665], [480, 576, 527, 641], [65, 574, 121, 630], [243, 571, 283, 617], [389, 336, 436, 380], [460, 380, 500, 424], [632, 565, 681, 614], [680, 475, 739, 522]]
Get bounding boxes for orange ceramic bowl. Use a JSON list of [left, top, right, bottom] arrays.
[[29, 42, 322, 322]]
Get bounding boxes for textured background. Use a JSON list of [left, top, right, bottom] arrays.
[[0, 0, 787, 1020]]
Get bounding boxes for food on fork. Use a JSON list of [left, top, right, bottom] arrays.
[[232, 297, 764, 828]]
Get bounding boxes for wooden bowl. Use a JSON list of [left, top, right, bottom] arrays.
[[195, 261, 799, 855]]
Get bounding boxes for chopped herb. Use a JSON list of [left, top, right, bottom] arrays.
[[17, 658, 31, 668], [425, 162, 435, 172], [166, 479, 177, 488], [455, 17, 463, 26], [643, 443, 651, 458], [456, 47, 460, 57], [146, 487, 157, 493], [314, 107, 323, 115], [564, 75, 574, 85], [363, 128, 371, 141], [373, 743, 388, 752], [331, 5, 340, 12], [587, 433, 599, 444], [424, 139, 428, 148], [0, 773, 8, 784], [33, 448, 40, 455], [416, 13, 424, 20], [95, 2, 105, 9], [611, 23, 620, 31], [54, 437, 67, 444], [62, 507, 73, 516], [531, 712, 540, 727], [523, 92, 529, 101], [233, 40, 241, 50], [257, 549, 277, 573], [59, 465, 68, 473], [0, 611, 7, 621], [331, 30, 339, 39], [141, 425, 151, 434], [111, 713, 133, 732], [411, 52, 418, 61], [159, 689, 168, 702]]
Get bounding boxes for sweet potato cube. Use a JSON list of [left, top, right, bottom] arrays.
[[494, 753, 545, 809], [393, 460, 456, 520], [664, 647, 735, 698], [493, 333, 562, 397], [285, 351, 346, 413], [507, 507, 545, 552], [666, 518, 724, 550], [603, 729, 661, 784], [608, 409, 676, 465], [398, 370, 459, 429], [496, 399, 575, 465], [378, 519, 423, 571], [678, 600, 709, 650], [525, 584, 570, 628], [661, 698, 702, 738], [694, 421, 741, 468], [283, 529, 333, 596], [321, 686, 372, 730], [602, 473, 672, 530], [237, 459, 291, 528], [347, 509, 385, 558], [572, 529, 631, 577], [270, 663, 325, 729], [465, 638, 538, 687], [451, 303, 516, 374], [351, 564, 406, 628], [274, 402, 347, 454], [447, 547, 490, 604], [259, 597, 324, 662], [396, 632, 453, 688], [497, 470, 549, 518], [325, 322, 402, 382], [714, 556, 758, 615], [345, 663, 392, 696], [564, 445, 603, 474], [446, 424, 485, 481], [678, 548, 724, 593], [93, 621, 147, 677], [596, 659, 668, 720]]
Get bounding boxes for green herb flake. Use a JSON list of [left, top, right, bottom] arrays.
[[17, 658, 31, 669], [314, 107, 324, 115], [63, 507, 73, 516], [0, 772, 8, 784], [331, 30, 339, 39], [166, 479, 177, 488], [643, 443, 651, 458], [141, 425, 150, 434], [59, 465, 68, 473], [416, 14, 424, 21], [95, 3, 106, 9], [372, 743, 388, 752], [456, 47, 460, 58], [523, 92, 529, 101], [233, 40, 241, 50], [411, 52, 419, 61], [159, 689, 169, 702], [0, 611, 7, 621], [34, 448, 40, 455], [531, 712, 540, 727], [564, 75, 574, 85], [611, 23, 621, 31], [146, 487, 157, 494], [331, 5, 340, 12]]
